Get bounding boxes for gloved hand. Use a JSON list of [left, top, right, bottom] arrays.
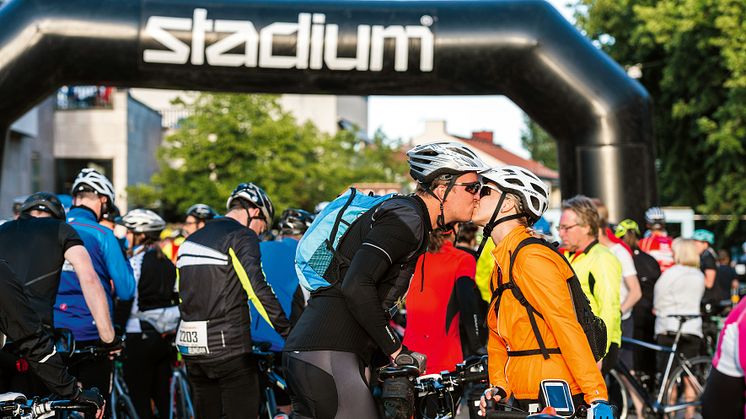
[[587, 400, 617, 419], [100, 334, 123, 351], [73, 387, 105, 419], [394, 346, 427, 374]]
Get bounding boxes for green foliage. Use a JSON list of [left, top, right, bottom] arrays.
[[520, 114, 559, 171], [575, 0, 746, 235], [140, 93, 406, 221]]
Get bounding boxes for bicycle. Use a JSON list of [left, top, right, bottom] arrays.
[[252, 343, 290, 419], [606, 314, 711, 419], [72, 342, 138, 419], [379, 356, 488, 419], [0, 394, 96, 419], [700, 299, 731, 356], [167, 354, 194, 419]]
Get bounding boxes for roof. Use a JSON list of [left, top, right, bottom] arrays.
[[455, 135, 559, 181]]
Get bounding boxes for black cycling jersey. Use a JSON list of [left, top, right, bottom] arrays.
[[176, 217, 291, 363], [0, 216, 83, 326], [284, 195, 431, 363], [0, 260, 77, 397]]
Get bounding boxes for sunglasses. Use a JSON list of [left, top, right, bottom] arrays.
[[453, 181, 482, 195], [479, 184, 501, 198]]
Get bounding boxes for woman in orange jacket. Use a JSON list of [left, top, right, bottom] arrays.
[[473, 166, 609, 416]]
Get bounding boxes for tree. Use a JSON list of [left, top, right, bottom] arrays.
[[574, 0, 746, 235], [520, 114, 559, 171], [128, 93, 406, 220]]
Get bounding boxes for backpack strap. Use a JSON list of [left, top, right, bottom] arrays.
[[504, 237, 561, 360]]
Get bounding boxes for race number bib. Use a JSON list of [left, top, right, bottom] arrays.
[[175, 320, 209, 356]]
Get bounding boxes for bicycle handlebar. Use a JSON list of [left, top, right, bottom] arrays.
[[0, 398, 96, 418]]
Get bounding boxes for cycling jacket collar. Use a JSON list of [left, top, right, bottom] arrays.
[[569, 239, 599, 262], [67, 205, 98, 222], [493, 225, 527, 257]]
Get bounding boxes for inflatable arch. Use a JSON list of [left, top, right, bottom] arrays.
[[0, 0, 656, 222]]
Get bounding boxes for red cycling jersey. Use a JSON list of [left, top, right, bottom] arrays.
[[638, 231, 674, 273], [404, 241, 477, 374]]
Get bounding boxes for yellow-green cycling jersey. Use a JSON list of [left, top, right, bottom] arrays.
[[475, 238, 496, 303], [566, 240, 622, 350]]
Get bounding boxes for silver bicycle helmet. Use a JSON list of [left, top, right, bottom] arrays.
[[407, 142, 488, 184], [480, 166, 550, 225], [71, 168, 116, 204], [644, 207, 666, 226], [122, 209, 166, 233], [186, 203, 218, 221]]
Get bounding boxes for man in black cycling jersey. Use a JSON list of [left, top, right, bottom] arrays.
[[283, 142, 487, 419], [0, 193, 117, 343], [176, 182, 291, 419], [0, 261, 105, 418]]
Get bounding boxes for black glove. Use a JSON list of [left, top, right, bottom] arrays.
[[73, 387, 105, 411], [99, 334, 123, 351], [394, 346, 427, 374]]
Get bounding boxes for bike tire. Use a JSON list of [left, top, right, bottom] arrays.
[[606, 369, 629, 419], [661, 356, 711, 419], [115, 393, 140, 419]]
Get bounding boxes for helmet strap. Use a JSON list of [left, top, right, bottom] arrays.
[[424, 177, 457, 230], [475, 192, 527, 257]]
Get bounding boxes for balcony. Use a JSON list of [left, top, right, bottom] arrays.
[[56, 86, 114, 110]]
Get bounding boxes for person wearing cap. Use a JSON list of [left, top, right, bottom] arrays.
[[284, 142, 487, 419], [692, 229, 720, 305], [639, 207, 675, 273], [54, 169, 135, 401], [183, 203, 218, 237], [175, 182, 290, 419]]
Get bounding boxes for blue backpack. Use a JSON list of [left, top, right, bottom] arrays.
[[295, 188, 395, 293]]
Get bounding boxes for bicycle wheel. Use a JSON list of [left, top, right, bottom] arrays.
[[606, 369, 629, 419], [661, 356, 711, 419]]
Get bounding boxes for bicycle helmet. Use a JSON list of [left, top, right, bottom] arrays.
[[279, 209, 314, 236], [479, 166, 550, 225], [644, 207, 666, 226], [226, 183, 275, 222], [614, 219, 641, 238], [71, 168, 116, 204], [186, 203, 217, 221], [19, 192, 66, 220], [121, 209, 166, 233], [692, 229, 715, 245], [407, 142, 488, 184]]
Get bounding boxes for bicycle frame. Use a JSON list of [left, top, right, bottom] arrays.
[[168, 364, 195, 419], [614, 316, 704, 416]]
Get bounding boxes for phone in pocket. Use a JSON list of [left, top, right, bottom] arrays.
[[539, 379, 574, 417]]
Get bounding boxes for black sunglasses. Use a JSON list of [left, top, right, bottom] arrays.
[[453, 181, 482, 195], [479, 184, 501, 198]]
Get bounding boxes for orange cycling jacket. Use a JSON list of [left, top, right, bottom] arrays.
[[487, 226, 607, 404]]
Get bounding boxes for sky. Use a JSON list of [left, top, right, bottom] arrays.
[[367, 0, 574, 159]]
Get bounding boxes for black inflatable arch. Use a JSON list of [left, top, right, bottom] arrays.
[[0, 0, 656, 222]]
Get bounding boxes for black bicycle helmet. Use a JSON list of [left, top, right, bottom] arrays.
[[20, 192, 66, 220], [186, 203, 218, 221], [278, 209, 314, 236]]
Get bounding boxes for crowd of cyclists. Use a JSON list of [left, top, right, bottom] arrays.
[[0, 140, 744, 418]]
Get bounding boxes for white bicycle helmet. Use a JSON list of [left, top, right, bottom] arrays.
[[226, 183, 275, 222], [71, 168, 116, 204], [407, 142, 488, 184], [480, 165, 550, 225], [644, 207, 666, 225], [121, 209, 166, 233]]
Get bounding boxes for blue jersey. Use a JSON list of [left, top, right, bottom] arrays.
[[252, 238, 299, 351], [55, 206, 135, 341]]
